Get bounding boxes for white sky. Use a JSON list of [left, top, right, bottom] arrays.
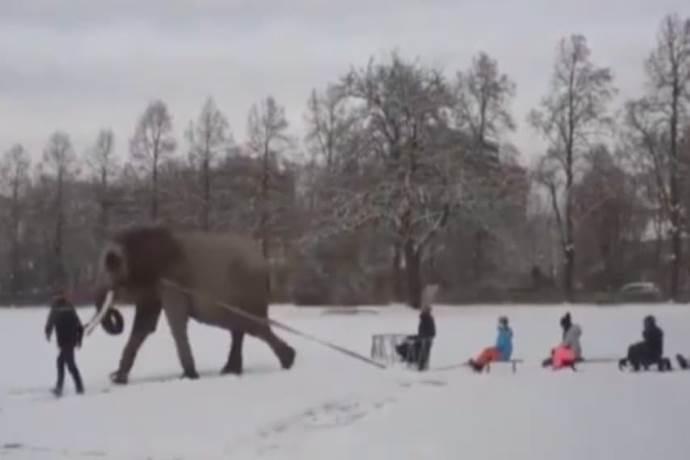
[[1, 0, 688, 167]]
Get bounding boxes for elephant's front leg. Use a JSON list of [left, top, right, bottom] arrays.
[[161, 287, 199, 379], [112, 300, 162, 384]]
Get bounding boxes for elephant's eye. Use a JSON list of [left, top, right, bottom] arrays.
[[105, 251, 123, 273]]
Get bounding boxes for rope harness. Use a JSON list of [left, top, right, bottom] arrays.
[[160, 279, 387, 369]]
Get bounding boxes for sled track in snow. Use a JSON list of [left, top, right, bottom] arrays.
[[227, 393, 398, 457]]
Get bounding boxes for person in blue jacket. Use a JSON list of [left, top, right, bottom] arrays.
[[468, 316, 513, 372]]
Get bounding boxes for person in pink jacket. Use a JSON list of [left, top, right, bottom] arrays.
[[542, 312, 582, 370]]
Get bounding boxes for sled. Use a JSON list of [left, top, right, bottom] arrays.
[[484, 359, 524, 374]]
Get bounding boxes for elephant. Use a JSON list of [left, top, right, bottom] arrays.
[[86, 225, 296, 384]]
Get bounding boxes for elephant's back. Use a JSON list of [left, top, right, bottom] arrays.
[[170, 232, 270, 318]]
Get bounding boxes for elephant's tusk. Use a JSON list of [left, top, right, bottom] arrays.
[[84, 290, 115, 336]]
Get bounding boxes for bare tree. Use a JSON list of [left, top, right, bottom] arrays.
[[454, 52, 516, 151], [572, 146, 643, 289], [634, 13, 690, 299], [186, 97, 232, 230], [1, 144, 31, 298], [41, 132, 78, 286], [623, 98, 671, 267], [453, 52, 517, 280], [86, 129, 118, 241], [304, 86, 362, 170], [302, 87, 366, 224], [305, 88, 337, 169], [247, 96, 291, 260], [529, 35, 616, 300], [130, 99, 177, 221]]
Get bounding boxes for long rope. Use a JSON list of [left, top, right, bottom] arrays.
[[429, 356, 621, 372], [160, 279, 386, 370]]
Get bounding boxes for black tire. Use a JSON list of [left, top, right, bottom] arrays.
[[101, 309, 124, 335]]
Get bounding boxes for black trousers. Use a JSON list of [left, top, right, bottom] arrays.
[[56, 347, 83, 391], [626, 342, 660, 371], [396, 336, 433, 371]]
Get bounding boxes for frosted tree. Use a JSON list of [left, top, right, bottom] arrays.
[[529, 35, 616, 300], [329, 53, 460, 308]]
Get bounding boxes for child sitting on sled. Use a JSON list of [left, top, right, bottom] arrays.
[[468, 316, 513, 372], [45, 289, 85, 396], [542, 312, 582, 370]]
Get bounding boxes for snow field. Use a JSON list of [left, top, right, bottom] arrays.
[[1, 303, 690, 459]]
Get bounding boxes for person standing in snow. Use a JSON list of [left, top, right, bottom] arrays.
[[619, 315, 670, 371], [45, 290, 85, 396], [542, 312, 582, 368], [396, 285, 437, 371], [468, 316, 513, 372]]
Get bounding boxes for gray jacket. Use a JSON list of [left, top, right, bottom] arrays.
[[561, 324, 582, 358]]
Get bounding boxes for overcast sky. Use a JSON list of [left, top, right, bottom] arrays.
[[1, 0, 688, 167]]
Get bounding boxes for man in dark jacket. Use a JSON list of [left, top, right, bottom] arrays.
[[396, 303, 436, 371], [619, 315, 670, 371], [45, 290, 85, 396]]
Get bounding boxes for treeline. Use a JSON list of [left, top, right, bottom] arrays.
[[1, 13, 689, 307]]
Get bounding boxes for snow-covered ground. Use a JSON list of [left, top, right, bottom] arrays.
[[2, 303, 690, 459]]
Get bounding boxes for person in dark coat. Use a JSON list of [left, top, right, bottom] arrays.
[[396, 303, 436, 371], [45, 290, 85, 396], [619, 315, 670, 371]]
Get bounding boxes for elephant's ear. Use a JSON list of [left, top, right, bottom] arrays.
[[100, 243, 129, 287]]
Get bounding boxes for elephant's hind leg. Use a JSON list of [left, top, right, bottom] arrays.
[[248, 324, 296, 370], [222, 330, 244, 375]]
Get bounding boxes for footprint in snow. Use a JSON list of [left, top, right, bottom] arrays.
[[228, 396, 396, 457], [1, 443, 106, 458], [399, 378, 447, 388], [260, 396, 395, 436]]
